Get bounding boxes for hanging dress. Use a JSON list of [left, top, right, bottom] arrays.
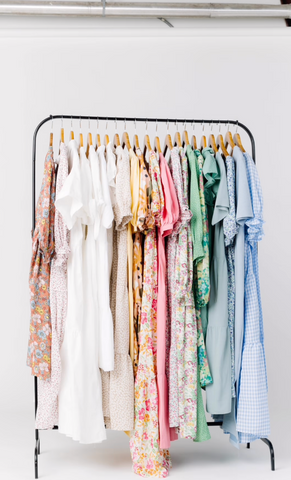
[[175, 147, 197, 439], [105, 145, 134, 431], [232, 146, 253, 387], [129, 148, 141, 375], [106, 142, 117, 281], [206, 152, 231, 415], [193, 149, 210, 343], [157, 152, 179, 449], [36, 142, 70, 429], [237, 152, 270, 443], [223, 156, 239, 399], [56, 141, 106, 443], [95, 145, 114, 371], [27, 146, 56, 380], [130, 150, 171, 478], [186, 146, 211, 443]]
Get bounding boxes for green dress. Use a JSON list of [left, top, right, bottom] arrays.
[[186, 145, 204, 264], [187, 146, 211, 442]]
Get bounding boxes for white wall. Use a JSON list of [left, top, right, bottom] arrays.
[[0, 24, 290, 460]]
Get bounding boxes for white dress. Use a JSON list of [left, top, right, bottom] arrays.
[[90, 144, 114, 371], [56, 141, 106, 444]]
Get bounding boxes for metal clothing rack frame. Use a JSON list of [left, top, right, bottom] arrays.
[[32, 115, 275, 479]]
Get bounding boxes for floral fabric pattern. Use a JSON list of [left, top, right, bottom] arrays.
[[193, 150, 210, 308], [223, 156, 239, 399], [27, 147, 56, 380], [136, 148, 154, 233], [133, 231, 143, 377], [175, 148, 197, 439], [130, 151, 171, 478], [36, 143, 70, 428]]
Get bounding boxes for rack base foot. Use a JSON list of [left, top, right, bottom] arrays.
[[246, 438, 275, 471], [261, 438, 275, 471]]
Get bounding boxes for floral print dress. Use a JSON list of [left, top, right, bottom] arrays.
[[130, 150, 171, 478], [27, 147, 56, 380], [36, 143, 70, 429]]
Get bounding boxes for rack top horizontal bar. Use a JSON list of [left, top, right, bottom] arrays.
[[0, 2, 291, 18]]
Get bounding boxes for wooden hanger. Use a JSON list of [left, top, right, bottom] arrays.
[[144, 134, 152, 157], [154, 136, 161, 154], [113, 119, 120, 148], [217, 133, 229, 158], [49, 117, 53, 147], [164, 134, 173, 156], [200, 135, 207, 150], [174, 131, 182, 148], [122, 132, 131, 151], [114, 133, 120, 148], [60, 127, 65, 144], [70, 118, 74, 140], [133, 133, 140, 152], [96, 133, 101, 148], [191, 134, 197, 150], [79, 118, 83, 148], [225, 129, 235, 152], [208, 134, 218, 154], [104, 134, 109, 146], [182, 130, 190, 147], [200, 122, 207, 150], [234, 130, 245, 152], [86, 132, 93, 157]]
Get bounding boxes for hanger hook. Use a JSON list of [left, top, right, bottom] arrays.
[[192, 121, 195, 132], [71, 116, 73, 129], [124, 118, 126, 130], [97, 118, 99, 130], [135, 118, 137, 130], [106, 118, 108, 130], [219, 121, 221, 133], [79, 117, 82, 130], [236, 120, 238, 133], [61, 116, 63, 128], [115, 118, 117, 130], [211, 121, 213, 132], [167, 119, 169, 131], [156, 119, 158, 132], [184, 120, 186, 131], [227, 122, 229, 131], [202, 121, 205, 132], [176, 120, 178, 131], [146, 119, 148, 131], [51, 116, 53, 131], [88, 117, 90, 130]]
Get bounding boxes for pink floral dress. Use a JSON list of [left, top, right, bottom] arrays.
[[130, 151, 171, 478], [36, 143, 70, 428], [27, 147, 56, 380]]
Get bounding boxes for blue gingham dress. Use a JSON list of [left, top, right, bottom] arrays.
[[236, 153, 270, 442]]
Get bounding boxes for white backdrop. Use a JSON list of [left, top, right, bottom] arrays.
[[0, 21, 291, 479]]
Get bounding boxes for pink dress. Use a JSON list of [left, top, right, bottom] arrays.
[[157, 153, 179, 449]]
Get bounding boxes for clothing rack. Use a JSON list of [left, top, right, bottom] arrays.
[[31, 115, 275, 479]]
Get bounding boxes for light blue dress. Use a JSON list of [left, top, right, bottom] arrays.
[[232, 146, 253, 387], [206, 152, 231, 415], [237, 152, 270, 443], [223, 157, 239, 399]]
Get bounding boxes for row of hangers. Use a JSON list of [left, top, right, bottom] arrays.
[[49, 119, 246, 159]]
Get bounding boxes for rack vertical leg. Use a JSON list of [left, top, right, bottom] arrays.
[[247, 443, 250, 449], [261, 438, 275, 471], [34, 376, 40, 479]]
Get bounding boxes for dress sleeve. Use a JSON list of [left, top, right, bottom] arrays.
[[55, 157, 83, 231]]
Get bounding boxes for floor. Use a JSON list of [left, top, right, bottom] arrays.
[[1, 411, 290, 480]]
